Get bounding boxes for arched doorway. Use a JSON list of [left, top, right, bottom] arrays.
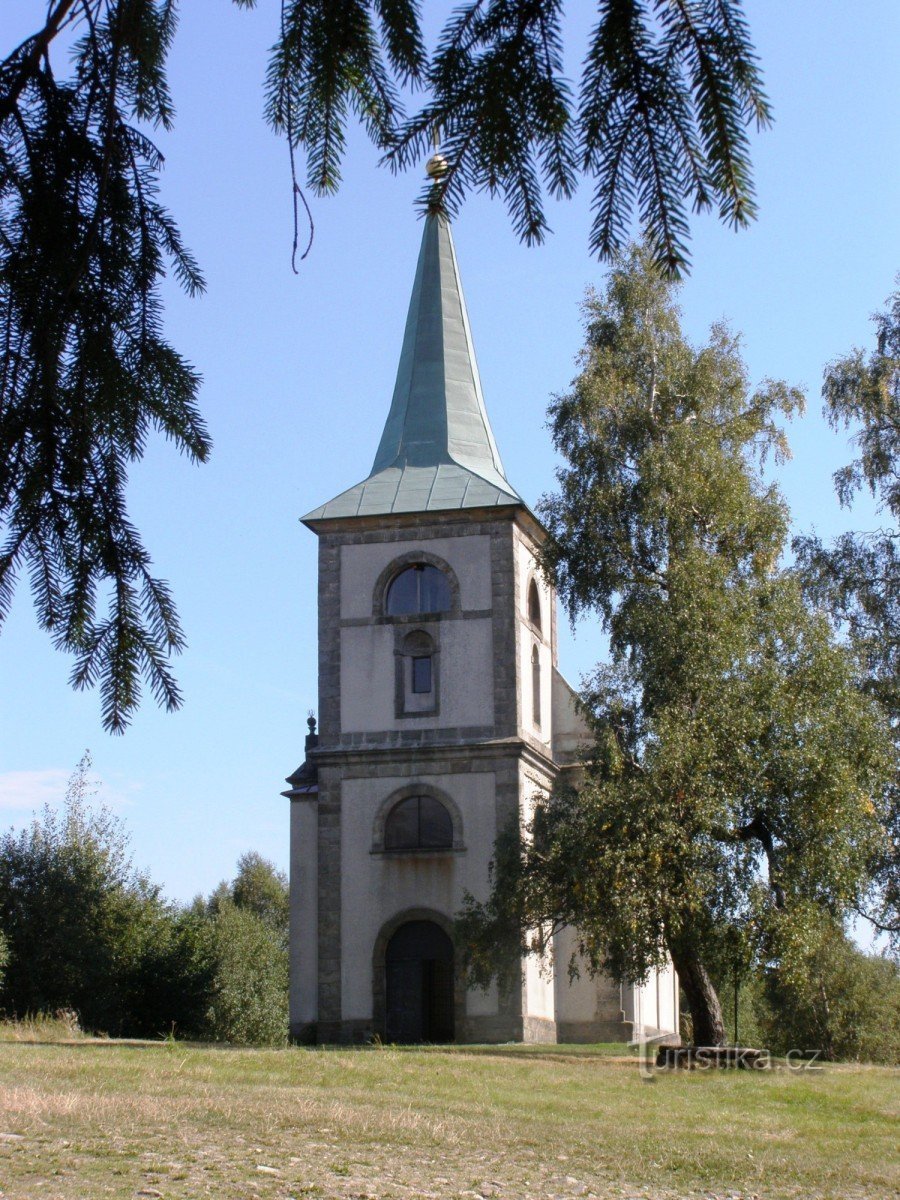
[[385, 920, 454, 1043]]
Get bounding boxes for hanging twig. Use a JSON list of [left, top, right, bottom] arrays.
[[291, 179, 314, 271], [280, 0, 313, 272]]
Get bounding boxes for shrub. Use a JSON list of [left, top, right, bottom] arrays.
[[0, 754, 140, 1031], [761, 919, 900, 1064], [0, 754, 215, 1038], [204, 901, 288, 1046]]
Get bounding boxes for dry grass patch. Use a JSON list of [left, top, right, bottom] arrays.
[[0, 1010, 86, 1043], [0, 1042, 896, 1200]]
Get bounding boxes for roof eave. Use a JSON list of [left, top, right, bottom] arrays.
[[302, 498, 547, 541]]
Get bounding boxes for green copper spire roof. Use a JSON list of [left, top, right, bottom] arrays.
[[303, 213, 523, 522]]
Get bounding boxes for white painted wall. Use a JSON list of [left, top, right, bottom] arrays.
[[340, 617, 494, 731], [515, 537, 553, 747], [466, 980, 500, 1016], [340, 534, 492, 618], [554, 927, 593, 1022], [649, 960, 679, 1034], [524, 941, 556, 1020], [338, 533, 496, 733], [518, 770, 556, 1022], [552, 926, 622, 1024], [515, 538, 551, 627], [317, 518, 681, 1042], [627, 963, 680, 1038], [289, 797, 319, 1024], [551, 668, 591, 761], [339, 771, 500, 1021]]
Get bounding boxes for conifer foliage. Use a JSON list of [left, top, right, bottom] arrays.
[[0, 0, 210, 732], [1, 2, 767, 730], [257, 0, 770, 274]]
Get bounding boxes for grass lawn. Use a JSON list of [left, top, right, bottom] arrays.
[[0, 1038, 896, 1200]]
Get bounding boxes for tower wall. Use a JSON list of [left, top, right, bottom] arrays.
[[292, 510, 550, 1043]]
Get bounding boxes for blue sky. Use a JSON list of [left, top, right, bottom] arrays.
[[1, 1, 898, 917]]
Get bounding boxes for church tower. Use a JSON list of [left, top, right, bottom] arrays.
[[285, 194, 678, 1045]]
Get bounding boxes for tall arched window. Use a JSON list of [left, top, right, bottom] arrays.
[[386, 564, 451, 615], [531, 644, 541, 728], [398, 629, 437, 715], [384, 795, 454, 850], [527, 579, 542, 632]]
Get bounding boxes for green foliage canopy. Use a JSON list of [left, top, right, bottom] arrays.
[[795, 284, 899, 717], [229, 850, 290, 934], [0, 753, 289, 1041], [202, 850, 290, 1045], [204, 901, 289, 1046], [795, 284, 900, 951], [458, 250, 894, 1045], [759, 909, 900, 1063], [0, 752, 211, 1035]]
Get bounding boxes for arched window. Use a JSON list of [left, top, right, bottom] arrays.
[[386, 564, 451, 616], [384, 795, 454, 850], [399, 629, 436, 714], [527, 579, 542, 632], [531, 644, 541, 728]]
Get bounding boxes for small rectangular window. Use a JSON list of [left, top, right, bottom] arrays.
[[412, 655, 432, 694]]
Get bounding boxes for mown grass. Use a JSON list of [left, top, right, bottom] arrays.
[[0, 1038, 896, 1199]]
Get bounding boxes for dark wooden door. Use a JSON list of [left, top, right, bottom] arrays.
[[423, 957, 454, 1042], [384, 921, 454, 1043], [386, 960, 424, 1043]]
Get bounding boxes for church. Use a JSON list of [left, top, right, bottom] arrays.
[[284, 166, 679, 1045]]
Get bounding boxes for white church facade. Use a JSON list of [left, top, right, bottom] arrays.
[[284, 203, 678, 1045]]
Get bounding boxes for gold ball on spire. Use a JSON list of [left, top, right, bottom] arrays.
[[426, 153, 449, 179]]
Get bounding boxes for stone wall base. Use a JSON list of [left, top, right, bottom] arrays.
[[638, 1026, 681, 1047], [293, 1014, 676, 1046], [295, 1015, 525, 1045], [455, 1014, 523, 1044], [522, 1014, 557, 1044], [556, 1017, 635, 1044], [289, 1021, 318, 1045]]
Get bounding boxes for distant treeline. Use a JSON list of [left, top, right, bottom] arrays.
[[0, 754, 287, 1045]]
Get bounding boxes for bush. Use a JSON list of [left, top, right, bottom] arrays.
[[0, 754, 215, 1037], [0, 755, 289, 1043], [760, 919, 900, 1064], [119, 905, 216, 1039], [231, 852, 289, 933], [0, 754, 139, 1030], [204, 901, 288, 1046]]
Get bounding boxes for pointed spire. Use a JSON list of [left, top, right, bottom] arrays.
[[304, 209, 523, 522], [371, 213, 513, 490]]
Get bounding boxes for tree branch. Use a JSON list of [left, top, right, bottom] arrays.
[[0, 0, 82, 126]]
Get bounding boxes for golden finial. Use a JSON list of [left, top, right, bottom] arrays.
[[425, 124, 448, 180]]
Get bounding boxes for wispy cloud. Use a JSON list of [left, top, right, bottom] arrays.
[[0, 768, 70, 813], [0, 768, 141, 816]]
